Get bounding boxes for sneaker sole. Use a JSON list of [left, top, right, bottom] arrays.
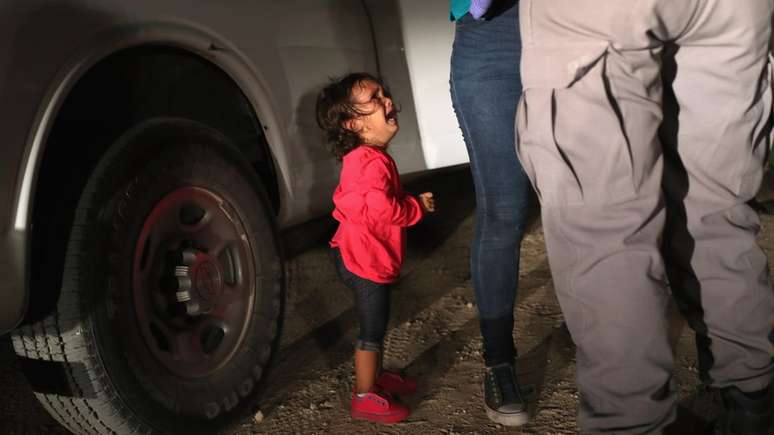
[[350, 410, 408, 424], [485, 407, 529, 427]]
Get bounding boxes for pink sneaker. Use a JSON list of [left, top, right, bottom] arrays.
[[350, 390, 410, 424], [375, 371, 418, 396]]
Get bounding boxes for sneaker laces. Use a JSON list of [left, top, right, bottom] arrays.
[[492, 364, 521, 404]]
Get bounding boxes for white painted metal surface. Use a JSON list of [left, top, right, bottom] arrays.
[[397, 0, 468, 169]]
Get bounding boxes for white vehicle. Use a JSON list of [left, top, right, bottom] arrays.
[[0, 1, 465, 434]]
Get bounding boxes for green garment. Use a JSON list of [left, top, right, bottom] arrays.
[[450, 0, 471, 21]]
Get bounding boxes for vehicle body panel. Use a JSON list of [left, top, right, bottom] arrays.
[[397, 0, 467, 168], [0, 0, 464, 333]]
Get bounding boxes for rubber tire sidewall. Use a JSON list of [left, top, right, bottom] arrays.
[[26, 118, 283, 435]]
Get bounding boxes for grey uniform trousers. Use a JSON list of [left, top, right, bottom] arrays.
[[516, 0, 774, 433]]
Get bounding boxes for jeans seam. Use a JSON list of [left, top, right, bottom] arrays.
[[450, 71, 490, 301]]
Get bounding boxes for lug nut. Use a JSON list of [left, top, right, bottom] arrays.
[[176, 290, 192, 302], [177, 276, 192, 290]]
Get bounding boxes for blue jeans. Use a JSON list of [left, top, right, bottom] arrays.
[[333, 249, 390, 353], [450, 1, 532, 367]]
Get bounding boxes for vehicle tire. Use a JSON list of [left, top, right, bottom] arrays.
[[11, 118, 284, 435]]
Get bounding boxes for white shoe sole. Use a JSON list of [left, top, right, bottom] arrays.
[[485, 407, 529, 427]]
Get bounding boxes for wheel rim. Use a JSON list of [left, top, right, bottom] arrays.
[[132, 186, 256, 379]]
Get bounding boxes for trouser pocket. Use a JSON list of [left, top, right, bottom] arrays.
[[516, 44, 662, 206], [516, 0, 666, 207], [707, 52, 774, 201], [748, 53, 774, 196]]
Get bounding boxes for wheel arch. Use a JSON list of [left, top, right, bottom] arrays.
[[20, 23, 288, 323]]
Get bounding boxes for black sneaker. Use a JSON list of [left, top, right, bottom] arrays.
[[483, 363, 529, 426], [711, 386, 773, 435]]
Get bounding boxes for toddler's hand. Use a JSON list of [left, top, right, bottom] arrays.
[[419, 192, 436, 213]]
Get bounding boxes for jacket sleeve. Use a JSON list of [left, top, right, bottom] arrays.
[[362, 156, 423, 227], [334, 155, 423, 227]]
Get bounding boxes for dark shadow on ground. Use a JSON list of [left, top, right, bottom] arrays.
[[273, 165, 482, 370], [275, 165, 481, 356], [260, 165, 546, 418], [0, 336, 71, 435], [260, 166, 481, 412], [665, 390, 719, 435]]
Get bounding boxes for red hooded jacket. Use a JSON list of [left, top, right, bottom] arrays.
[[330, 145, 424, 283]]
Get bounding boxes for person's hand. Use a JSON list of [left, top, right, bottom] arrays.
[[419, 192, 436, 213]]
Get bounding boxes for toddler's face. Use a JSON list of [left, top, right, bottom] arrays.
[[347, 79, 398, 147]]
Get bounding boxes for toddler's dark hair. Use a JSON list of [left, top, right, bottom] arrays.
[[315, 72, 396, 159]]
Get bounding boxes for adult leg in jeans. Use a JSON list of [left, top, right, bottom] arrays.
[[450, 0, 532, 426], [517, 0, 774, 433]]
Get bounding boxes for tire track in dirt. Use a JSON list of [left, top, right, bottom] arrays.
[[242, 213, 482, 434], [242, 211, 573, 434]]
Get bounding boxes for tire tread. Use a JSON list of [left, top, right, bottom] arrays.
[[12, 118, 284, 435]]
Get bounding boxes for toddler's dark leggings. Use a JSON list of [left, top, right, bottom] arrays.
[[333, 249, 391, 353]]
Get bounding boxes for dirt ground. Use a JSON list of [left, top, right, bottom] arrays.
[[2, 166, 774, 434]]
